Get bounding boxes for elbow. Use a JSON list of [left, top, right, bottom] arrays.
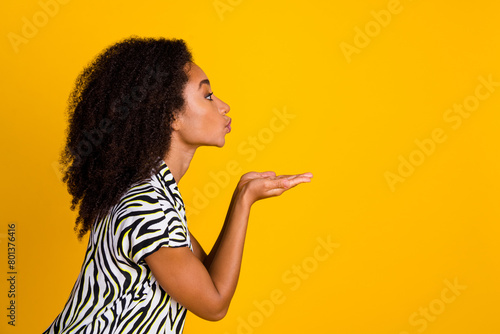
[[206, 306, 228, 322], [202, 300, 229, 322], [215, 305, 229, 321], [206, 312, 226, 322]]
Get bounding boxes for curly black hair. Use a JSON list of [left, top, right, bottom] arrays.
[[58, 36, 193, 239]]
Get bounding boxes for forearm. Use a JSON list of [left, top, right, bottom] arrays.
[[146, 171, 311, 321], [205, 190, 252, 311], [203, 188, 239, 269]]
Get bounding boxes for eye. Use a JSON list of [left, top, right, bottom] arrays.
[[205, 92, 214, 101]]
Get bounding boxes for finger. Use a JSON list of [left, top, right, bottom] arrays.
[[285, 175, 303, 180], [242, 171, 276, 181], [273, 172, 313, 180], [265, 176, 308, 195], [270, 174, 313, 182], [241, 171, 261, 180], [259, 171, 276, 178], [266, 178, 291, 190], [274, 175, 291, 180], [286, 172, 313, 179], [285, 176, 312, 188]]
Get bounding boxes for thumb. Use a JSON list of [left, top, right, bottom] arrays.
[[259, 171, 276, 178]]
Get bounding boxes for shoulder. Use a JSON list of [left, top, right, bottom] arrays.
[[110, 168, 181, 225], [108, 172, 190, 263], [115, 162, 172, 209], [105, 161, 183, 229], [116, 180, 162, 211]]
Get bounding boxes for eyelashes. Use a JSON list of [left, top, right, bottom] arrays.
[[205, 92, 214, 101]]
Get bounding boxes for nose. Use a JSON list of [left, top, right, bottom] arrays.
[[219, 98, 230, 115]]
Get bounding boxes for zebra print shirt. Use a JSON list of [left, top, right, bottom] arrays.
[[44, 160, 192, 334]]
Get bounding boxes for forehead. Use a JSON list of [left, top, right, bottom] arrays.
[[185, 62, 208, 84]]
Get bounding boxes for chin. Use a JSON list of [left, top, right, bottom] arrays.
[[201, 135, 226, 148], [202, 140, 225, 148]]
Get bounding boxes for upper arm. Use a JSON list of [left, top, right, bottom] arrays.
[[117, 182, 226, 319], [189, 230, 208, 262], [145, 245, 226, 321]]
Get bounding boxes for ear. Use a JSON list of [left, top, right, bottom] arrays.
[[171, 118, 181, 131], [171, 112, 183, 131]]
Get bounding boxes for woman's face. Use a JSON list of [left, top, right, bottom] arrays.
[[173, 62, 231, 149]]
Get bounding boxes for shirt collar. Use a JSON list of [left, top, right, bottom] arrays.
[[157, 159, 185, 211]]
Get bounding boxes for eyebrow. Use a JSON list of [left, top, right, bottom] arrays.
[[198, 79, 210, 89]]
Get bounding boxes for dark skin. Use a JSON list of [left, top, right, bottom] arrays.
[[145, 62, 313, 321]]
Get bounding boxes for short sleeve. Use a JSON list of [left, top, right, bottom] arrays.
[[114, 184, 190, 264]]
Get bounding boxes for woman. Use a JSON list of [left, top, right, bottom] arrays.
[[44, 36, 312, 333]]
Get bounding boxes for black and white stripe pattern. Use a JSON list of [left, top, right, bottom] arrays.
[[44, 160, 192, 333]]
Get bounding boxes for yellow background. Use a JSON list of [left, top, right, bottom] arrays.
[[1, 0, 499, 333]]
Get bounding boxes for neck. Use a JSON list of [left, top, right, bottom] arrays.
[[163, 139, 198, 185]]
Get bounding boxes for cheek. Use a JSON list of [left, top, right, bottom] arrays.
[[184, 102, 205, 129], [183, 100, 222, 139], [185, 111, 218, 141], [191, 105, 220, 130]]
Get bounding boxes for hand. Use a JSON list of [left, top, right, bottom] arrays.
[[236, 171, 313, 205]]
